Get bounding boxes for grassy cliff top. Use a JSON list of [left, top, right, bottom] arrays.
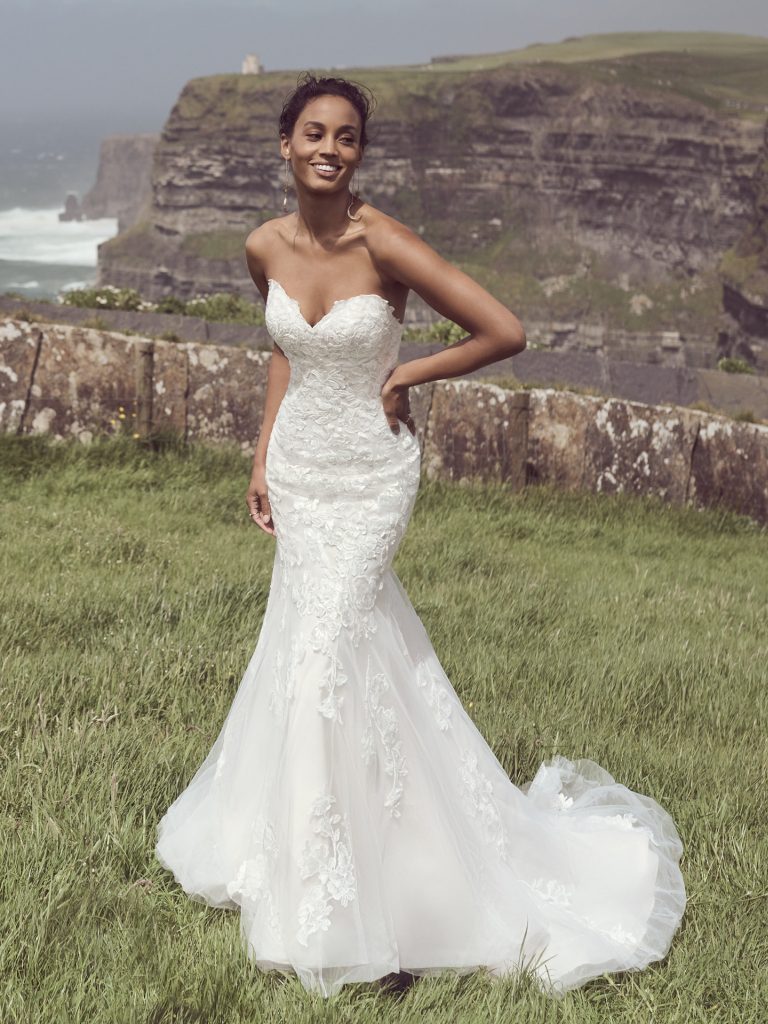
[[172, 31, 768, 131]]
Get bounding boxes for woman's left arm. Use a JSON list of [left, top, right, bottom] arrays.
[[373, 218, 527, 395]]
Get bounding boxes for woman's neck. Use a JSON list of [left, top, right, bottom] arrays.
[[292, 187, 357, 245]]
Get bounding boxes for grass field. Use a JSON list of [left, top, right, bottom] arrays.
[[1, 435, 766, 1023]]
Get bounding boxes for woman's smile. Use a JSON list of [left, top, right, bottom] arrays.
[[311, 162, 343, 178]]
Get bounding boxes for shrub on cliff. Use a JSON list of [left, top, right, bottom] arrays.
[[59, 285, 265, 326], [60, 285, 149, 312], [717, 356, 755, 374]]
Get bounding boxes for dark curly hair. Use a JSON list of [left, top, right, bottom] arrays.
[[278, 71, 377, 150]]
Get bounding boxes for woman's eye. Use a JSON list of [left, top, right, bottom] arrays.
[[306, 133, 355, 144]]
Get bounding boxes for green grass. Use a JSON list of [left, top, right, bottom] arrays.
[[1, 434, 766, 1023]]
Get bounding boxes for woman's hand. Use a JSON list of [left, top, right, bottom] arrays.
[[246, 462, 275, 536], [381, 367, 416, 436]]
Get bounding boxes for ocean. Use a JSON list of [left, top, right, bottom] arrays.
[[0, 206, 118, 302]]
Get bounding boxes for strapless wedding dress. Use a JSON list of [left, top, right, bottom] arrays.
[[155, 277, 686, 997]]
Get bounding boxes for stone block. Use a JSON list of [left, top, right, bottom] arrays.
[[153, 340, 188, 433], [584, 398, 701, 502], [423, 380, 528, 487], [689, 415, 768, 523], [527, 390, 702, 503], [23, 323, 137, 441], [526, 389, 594, 490], [185, 342, 270, 451], [0, 319, 40, 431]]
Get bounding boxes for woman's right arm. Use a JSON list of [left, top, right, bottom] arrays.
[[244, 225, 290, 536]]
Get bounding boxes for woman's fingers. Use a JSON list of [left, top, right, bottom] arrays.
[[258, 490, 272, 525], [381, 376, 416, 436], [245, 487, 275, 535]]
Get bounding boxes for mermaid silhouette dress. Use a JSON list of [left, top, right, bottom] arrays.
[[155, 278, 686, 997]]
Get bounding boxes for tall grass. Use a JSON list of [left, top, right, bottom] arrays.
[[1, 435, 766, 1023]]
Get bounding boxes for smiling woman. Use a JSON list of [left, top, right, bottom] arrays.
[[154, 70, 686, 1001]]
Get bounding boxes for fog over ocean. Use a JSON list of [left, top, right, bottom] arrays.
[[0, 207, 117, 301]]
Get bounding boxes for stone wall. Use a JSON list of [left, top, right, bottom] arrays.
[[2, 318, 767, 525], [4, 297, 767, 420]]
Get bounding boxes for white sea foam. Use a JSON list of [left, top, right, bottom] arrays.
[[0, 207, 118, 266]]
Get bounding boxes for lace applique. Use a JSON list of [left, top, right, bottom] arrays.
[[528, 877, 574, 907], [583, 917, 640, 946], [297, 794, 358, 946], [586, 810, 656, 841], [458, 750, 510, 860], [269, 633, 302, 719], [316, 648, 348, 723], [226, 817, 280, 938], [526, 880, 640, 946], [274, 493, 406, 652], [361, 664, 408, 817], [416, 662, 453, 731]]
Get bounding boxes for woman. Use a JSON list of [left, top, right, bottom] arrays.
[[156, 72, 686, 999]]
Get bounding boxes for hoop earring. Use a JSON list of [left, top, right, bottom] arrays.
[[282, 158, 291, 212], [347, 165, 362, 221]]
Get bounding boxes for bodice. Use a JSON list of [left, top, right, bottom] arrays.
[[264, 278, 404, 401]]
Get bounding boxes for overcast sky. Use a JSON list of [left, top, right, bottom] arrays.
[[3, 0, 767, 129]]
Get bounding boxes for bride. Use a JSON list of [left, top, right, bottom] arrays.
[[155, 72, 686, 999]]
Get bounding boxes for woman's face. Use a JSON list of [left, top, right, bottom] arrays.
[[281, 94, 363, 196]]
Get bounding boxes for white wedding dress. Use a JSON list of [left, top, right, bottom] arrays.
[[155, 277, 686, 997]]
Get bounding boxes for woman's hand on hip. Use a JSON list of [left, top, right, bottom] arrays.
[[381, 367, 416, 436]]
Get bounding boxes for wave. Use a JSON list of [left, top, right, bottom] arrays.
[[0, 206, 118, 266]]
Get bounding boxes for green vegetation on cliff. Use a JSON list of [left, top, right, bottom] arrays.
[[719, 143, 768, 304], [175, 32, 768, 131]]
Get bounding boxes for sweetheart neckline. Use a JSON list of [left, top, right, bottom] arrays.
[[267, 278, 403, 331]]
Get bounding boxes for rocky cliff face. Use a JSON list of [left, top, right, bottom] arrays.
[[82, 133, 158, 231], [718, 119, 768, 371], [96, 62, 764, 359]]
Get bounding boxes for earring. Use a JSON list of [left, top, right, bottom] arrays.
[[282, 158, 291, 212], [347, 165, 362, 221]]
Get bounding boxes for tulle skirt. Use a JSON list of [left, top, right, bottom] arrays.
[[156, 556, 685, 997]]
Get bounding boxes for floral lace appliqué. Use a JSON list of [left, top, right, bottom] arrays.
[[361, 664, 408, 817], [583, 916, 640, 946], [528, 877, 575, 907], [297, 794, 358, 947], [416, 662, 453, 731], [458, 750, 510, 860], [269, 632, 302, 719], [226, 816, 281, 939]]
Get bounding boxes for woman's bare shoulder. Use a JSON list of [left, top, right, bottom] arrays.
[[245, 215, 294, 255], [245, 216, 299, 294], [363, 204, 419, 249]]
